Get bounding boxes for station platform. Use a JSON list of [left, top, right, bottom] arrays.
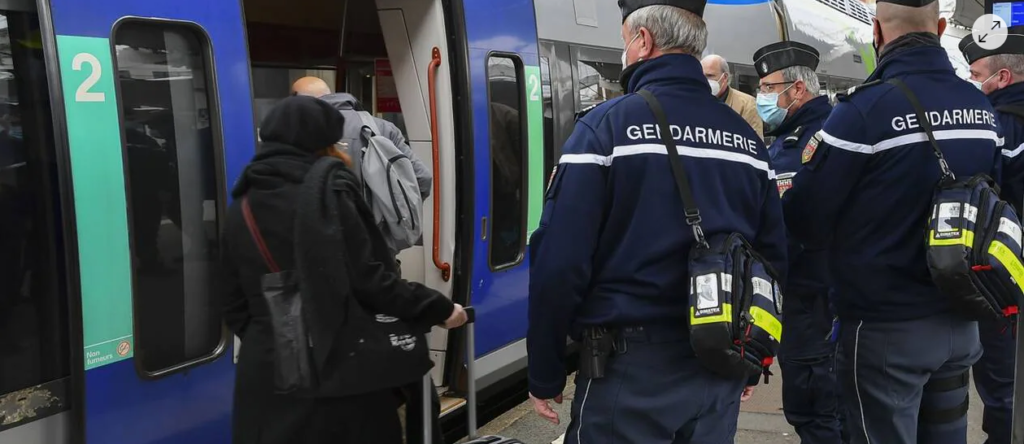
[[458, 364, 989, 444]]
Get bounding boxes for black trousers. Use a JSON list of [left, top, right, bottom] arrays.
[[400, 377, 444, 444]]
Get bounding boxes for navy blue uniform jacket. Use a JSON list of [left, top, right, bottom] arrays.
[[526, 54, 789, 399], [782, 42, 1003, 323], [769, 95, 833, 293], [990, 82, 1024, 214]]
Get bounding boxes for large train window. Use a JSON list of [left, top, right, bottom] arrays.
[[113, 22, 225, 375], [0, 7, 71, 413], [574, 46, 622, 111], [486, 54, 527, 270]]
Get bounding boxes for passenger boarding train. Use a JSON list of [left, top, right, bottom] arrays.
[[0, 0, 981, 442]]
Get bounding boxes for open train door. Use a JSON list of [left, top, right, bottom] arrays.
[[39, 0, 255, 442]]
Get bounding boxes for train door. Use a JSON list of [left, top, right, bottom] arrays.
[[38, 0, 255, 442], [461, 0, 545, 387]]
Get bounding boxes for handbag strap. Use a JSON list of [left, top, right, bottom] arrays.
[[241, 196, 281, 273], [884, 78, 956, 181], [636, 89, 709, 248]]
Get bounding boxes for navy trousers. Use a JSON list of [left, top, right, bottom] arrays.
[[973, 318, 1015, 444], [779, 289, 846, 444], [837, 313, 981, 444], [565, 325, 746, 444]]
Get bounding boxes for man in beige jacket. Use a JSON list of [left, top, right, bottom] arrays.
[[701, 54, 763, 139]]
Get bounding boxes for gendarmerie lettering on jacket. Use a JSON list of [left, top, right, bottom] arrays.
[[625, 123, 760, 154], [889, 108, 997, 131]]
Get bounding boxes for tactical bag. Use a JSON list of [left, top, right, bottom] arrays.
[[637, 90, 784, 382], [356, 111, 423, 252], [888, 79, 1024, 323]]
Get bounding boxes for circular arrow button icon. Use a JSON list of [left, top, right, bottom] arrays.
[[974, 14, 1009, 50]]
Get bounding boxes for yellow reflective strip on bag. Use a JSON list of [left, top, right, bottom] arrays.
[[749, 306, 782, 342], [988, 240, 1024, 294], [690, 303, 732, 326], [929, 229, 975, 247]]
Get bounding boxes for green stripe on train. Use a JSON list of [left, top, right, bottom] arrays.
[[526, 65, 544, 242], [57, 35, 135, 370]]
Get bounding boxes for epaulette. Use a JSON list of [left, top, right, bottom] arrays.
[[575, 102, 602, 122], [835, 79, 883, 102], [783, 125, 805, 147]]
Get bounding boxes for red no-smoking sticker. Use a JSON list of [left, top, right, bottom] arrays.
[[116, 340, 131, 357]]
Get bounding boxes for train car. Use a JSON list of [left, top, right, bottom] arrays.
[[0, 0, 981, 443]]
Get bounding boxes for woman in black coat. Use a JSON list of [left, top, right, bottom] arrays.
[[221, 95, 467, 444]]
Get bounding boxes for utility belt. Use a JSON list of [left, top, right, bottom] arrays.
[[887, 79, 1024, 325], [577, 325, 690, 379], [635, 89, 783, 384]]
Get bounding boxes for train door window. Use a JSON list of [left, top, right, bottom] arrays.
[[486, 55, 527, 269], [113, 22, 224, 375], [573, 46, 622, 112], [0, 8, 71, 410]]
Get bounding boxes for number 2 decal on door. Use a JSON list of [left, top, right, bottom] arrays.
[[527, 71, 540, 102], [72, 52, 106, 102], [57, 35, 135, 370]]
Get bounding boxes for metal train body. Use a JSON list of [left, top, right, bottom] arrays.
[[0, 0, 978, 443]]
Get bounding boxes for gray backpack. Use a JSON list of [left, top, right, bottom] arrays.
[[356, 111, 422, 252]]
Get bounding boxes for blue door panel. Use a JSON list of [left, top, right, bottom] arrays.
[[48, 0, 254, 442], [463, 0, 540, 357]]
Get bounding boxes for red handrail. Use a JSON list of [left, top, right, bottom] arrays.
[[428, 47, 451, 282]]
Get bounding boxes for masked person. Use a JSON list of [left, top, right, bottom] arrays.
[[957, 31, 1024, 444], [526, 0, 788, 442], [781, 0, 1002, 442], [752, 41, 848, 444], [702, 54, 762, 139]]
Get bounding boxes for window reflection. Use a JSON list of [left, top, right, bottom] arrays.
[[114, 23, 222, 374], [577, 59, 622, 111], [487, 56, 526, 268]]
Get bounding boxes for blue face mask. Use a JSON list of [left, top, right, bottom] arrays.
[[756, 84, 795, 128], [7, 127, 21, 140]]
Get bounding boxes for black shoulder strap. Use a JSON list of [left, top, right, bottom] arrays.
[[636, 89, 708, 247], [996, 104, 1024, 124], [884, 78, 955, 181]]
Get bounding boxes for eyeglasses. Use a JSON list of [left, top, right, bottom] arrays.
[[758, 81, 794, 93]]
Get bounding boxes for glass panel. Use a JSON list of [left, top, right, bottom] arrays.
[[540, 55, 555, 186], [576, 58, 622, 111], [114, 22, 223, 373], [487, 56, 526, 268], [0, 10, 70, 396]]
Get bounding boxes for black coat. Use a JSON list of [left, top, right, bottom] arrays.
[[220, 142, 453, 443]]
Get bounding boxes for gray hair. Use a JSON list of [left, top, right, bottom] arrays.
[[625, 5, 708, 56], [782, 65, 820, 96], [988, 54, 1024, 78]]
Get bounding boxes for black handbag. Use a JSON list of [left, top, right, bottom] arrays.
[[241, 196, 316, 394]]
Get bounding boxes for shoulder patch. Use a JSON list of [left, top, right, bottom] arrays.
[[775, 172, 796, 197], [802, 131, 823, 164], [835, 79, 883, 102]]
